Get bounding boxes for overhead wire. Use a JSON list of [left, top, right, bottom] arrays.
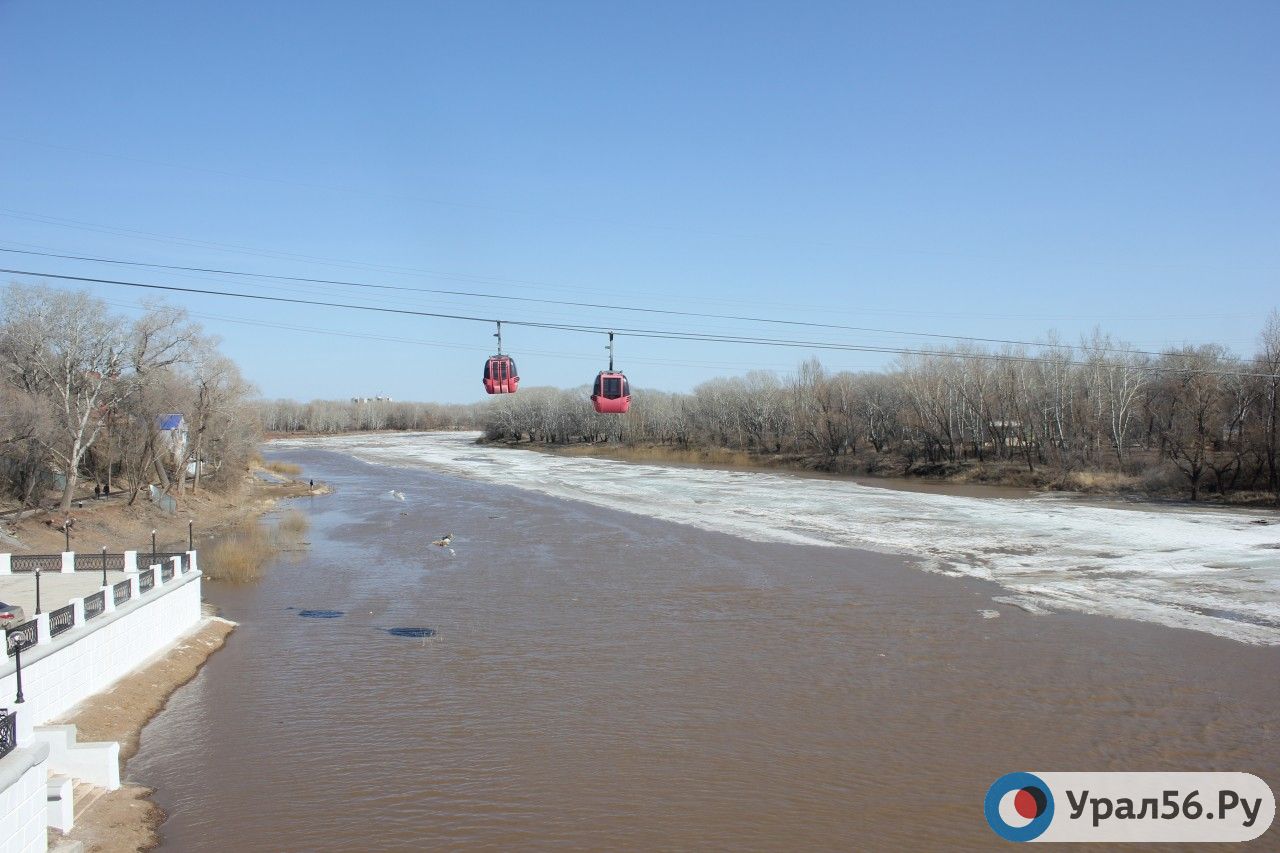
[[99, 298, 796, 372], [0, 247, 1220, 361], [5, 265, 1277, 380], [0, 209, 1261, 323]]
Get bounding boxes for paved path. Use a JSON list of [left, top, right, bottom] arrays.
[[0, 570, 133, 615]]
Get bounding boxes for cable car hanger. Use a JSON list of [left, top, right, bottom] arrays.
[[482, 320, 519, 395], [591, 331, 631, 414]]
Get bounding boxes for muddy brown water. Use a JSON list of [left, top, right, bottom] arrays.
[[128, 449, 1280, 851]]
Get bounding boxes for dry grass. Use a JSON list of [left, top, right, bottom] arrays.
[[202, 520, 275, 583], [1063, 470, 1140, 492], [278, 509, 309, 535], [263, 460, 303, 476], [202, 509, 312, 582]]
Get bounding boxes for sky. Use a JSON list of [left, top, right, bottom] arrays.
[[0, 1, 1276, 403]]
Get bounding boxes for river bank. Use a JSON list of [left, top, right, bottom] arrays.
[[1, 462, 328, 851], [52, 616, 237, 853], [0, 464, 329, 557], [486, 437, 1280, 508]]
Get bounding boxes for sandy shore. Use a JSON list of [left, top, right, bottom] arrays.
[[51, 616, 237, 852]]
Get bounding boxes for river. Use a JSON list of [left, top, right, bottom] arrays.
[[128, 434, 1280, 850]]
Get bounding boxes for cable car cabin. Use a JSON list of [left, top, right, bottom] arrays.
[[483, 355, 519, 394], [591, 371, 631, 414]]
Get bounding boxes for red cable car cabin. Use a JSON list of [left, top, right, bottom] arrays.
[[591, 371, 630, 413], [483, 355, 519, 394]]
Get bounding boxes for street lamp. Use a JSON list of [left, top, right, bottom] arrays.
[[101, 546, 108, 587], [12, 640, 24, 703], [63, 521, 70, 552], [34, 567, 41, 615], [151, 529, 157, 560], [188, 519, 194, 551]]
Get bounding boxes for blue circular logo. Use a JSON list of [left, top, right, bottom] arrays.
[[985, 772, 1055, 842]]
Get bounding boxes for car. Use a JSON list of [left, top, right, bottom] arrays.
[[0, 600, 27, 630]]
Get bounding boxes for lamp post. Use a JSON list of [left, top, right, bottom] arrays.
[[151, 529, 157, 561], [12, 638, 24, 704], [64, 521, 71, 552], [33, 567, 41, 615], [188, 519, 194, 551], [101, 546, 108, 587]]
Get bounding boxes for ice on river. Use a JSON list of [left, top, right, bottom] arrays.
[[275, 432, 1280, 645]]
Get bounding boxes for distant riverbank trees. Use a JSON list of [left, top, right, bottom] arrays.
[[258, 398, 483, 434], [482, 318, 1280, 503], [0, 284, 258, 510]]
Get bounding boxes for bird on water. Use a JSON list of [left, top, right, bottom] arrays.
[[432, 533, 453, 547]]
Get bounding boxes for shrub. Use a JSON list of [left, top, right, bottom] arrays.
[[203, 520, 274, 583], [278, 509, 309, 535]]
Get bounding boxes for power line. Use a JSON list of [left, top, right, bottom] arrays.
[[0, 247, 1211, 361], [0, 209, 1262, 323], [5, 265, 1276, 379]]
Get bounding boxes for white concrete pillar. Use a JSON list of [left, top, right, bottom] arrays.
[[0, 553, 10, 575], [187, 550, 198, 574], [102, 585, 116, 614], [61, 552, 75, 573], [14, 703, 33, 747], [128, 576, 141, 600], [35, 613, 50, 645], [169, 555, 182, 580], [70, 598, 85, 626], [123, 550, 137, 573]]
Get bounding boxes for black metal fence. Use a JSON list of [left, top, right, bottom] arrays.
[[5, 619, 38, 657], [11, 550, 189, 572], [10, 554, 61, 573], [49, 604, 76, 638], [148, 552, 189, 572], [74, 552, 126, 572], [0, 547, 198, 662], [0, 708, 15, 761]]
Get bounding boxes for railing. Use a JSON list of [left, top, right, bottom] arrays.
[[49, 604, 76, 638], [10, 554, 61, 573], [0, 548, 199, 662], [75, 552, 125, 572], [0, 708, 15, 761], [149, 552, 189, 572], [5, 619, 38, 657]]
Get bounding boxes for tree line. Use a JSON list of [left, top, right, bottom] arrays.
[[0, 284, 258, 511], [482, 318, 1280, 502], [258, 398, 482, 434]]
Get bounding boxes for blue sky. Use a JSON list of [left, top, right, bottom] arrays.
[[1, 1, 1276, 402]]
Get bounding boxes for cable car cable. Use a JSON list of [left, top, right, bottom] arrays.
[[4, 266, 1276, 380], [0, 247, 1212, 361]]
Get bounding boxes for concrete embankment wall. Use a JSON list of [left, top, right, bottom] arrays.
[[0, 565, 203, 728], [0, 554, 204, 853], [0, 743, 50, 853]]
